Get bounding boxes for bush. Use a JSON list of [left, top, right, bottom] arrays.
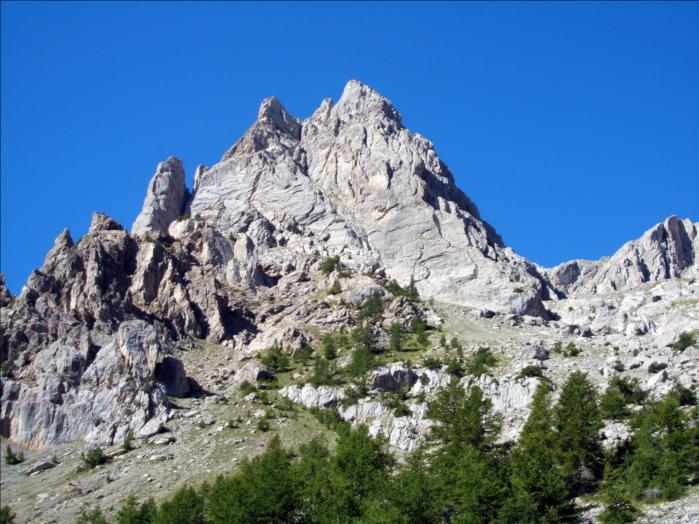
[[4, 446, 24, 466], [239, 380, 257, 396], [423, 356, 443, 370], [519, 365, 543, 379], [672, 331, 696, 352], [321, 256, 340, 275], [445, 357, 465, 377], [608, 376, 646, 405], [328, 279, 342, 295], [309, 407, 351, 436], [0, 506, 16, 524], [311, 359, 335, 387], [393, 402, 412, 417], [347, 347, 375, 378], [669, 383, 697, 406], [122, 430, 134, 452], [293, 345, 314, 365], [385, 278, 419, 301], [76, 507, 108, 524], [82, 447, 108, 469], [648, 362, 667, 374], [388, 323, 404, 352], [261, 345, 289, 373], [322, 336, 337, 360], [357, 292, 385, 321], [351, 324, 378, 353], [256, 418, 270, 432], [466, 347, 497, 376], [601, 387, 630, 420], [564, 342, 580, 357], [552, 341, 563, 354]]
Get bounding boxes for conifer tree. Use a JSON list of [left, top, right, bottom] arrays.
[[554, 371, 604, 495], [503, 383, 571, 523], [599, 465, 637, 524]]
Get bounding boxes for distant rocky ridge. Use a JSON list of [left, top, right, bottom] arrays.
[[1, 80, 697, 453]]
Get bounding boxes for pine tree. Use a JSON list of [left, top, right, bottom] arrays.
[[313, 425, 394, 521], [626, 396, 694, 501], [116, 496, 157, 524], [503, 383, 571, 523], [389, 322, 404, 352], [207, 436, 298, 523], [155, 487, 206, 524], [387, 451, 439, 524], [554, 371, 604, 495], [599, 465, 637, 524], [429, 381, 500, 454]]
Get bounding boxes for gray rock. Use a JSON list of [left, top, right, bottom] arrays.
[[132, 157, 187, 236], [23, 460, 56, 475]]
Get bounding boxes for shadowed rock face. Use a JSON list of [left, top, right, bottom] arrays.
[[1, 210, 256, 448]]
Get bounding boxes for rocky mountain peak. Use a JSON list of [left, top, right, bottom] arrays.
[[334, 79, 403, 125], [131, 157, 187, 237], [256, 95, 301, 138]]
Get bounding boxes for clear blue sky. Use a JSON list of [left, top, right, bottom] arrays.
[[2, 2, 698, 293]]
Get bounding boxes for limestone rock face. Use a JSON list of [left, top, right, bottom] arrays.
[[547, 216, 698, 296], [189, 80, 552, 317], [132, 157, 187, 237]]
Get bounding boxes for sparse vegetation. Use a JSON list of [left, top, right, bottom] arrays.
[[672, 331, 696, 352], [385, 278, 419, 301], [518, 365, 543, 379], [4, 446, 24, 465], [261, 345, 289, 372], [122, 430, 134, 452], [328, 279, 342, 295], [81, 446, 108, 469], [320, 255, 340, 275], [465, 347, 497, 376]]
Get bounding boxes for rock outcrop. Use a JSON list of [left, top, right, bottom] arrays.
[[132, 157, 187, 237], [189, 80, 553, 317], [546, 216, 698, 296]]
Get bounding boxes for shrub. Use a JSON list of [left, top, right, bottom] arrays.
[[389, 323, 404, 352], [423, 356, 443, 370], [0, 506, 16, 524], [76, 507, 108, 524], [122, 430, 134, 452], [309, 407, 351, 436], [445, 357, 465, 377], [4, 446, 24, 466], [608, 376, 646, 405], [385, 278, 419, 301], [439, 334, 447, 348], [357, 292, 385, 321], [311, 359, 335, 387], [669, 383, 697, 406], [351, 324, 378, 353], [261, 345, 289, 372], [321, 256, 340, 275], [322, 336, 337, 360], [347, 347, 375, 378], [564, 342, 580, 357], [239, 380, 257, 396], [552, 341, 563, 354], [293, 345, 314, 365], [672, 331, 696, 352], [466, 347, 497, 376], [393, 402, 412, 417], [648, 362, 667, 374], [82, 447, 108, 469], [256, 419, 270, 432], [519, 365, 543, 379], [328, 279, 342, 295]]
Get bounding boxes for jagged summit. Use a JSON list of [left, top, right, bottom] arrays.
[[256, 95, 301, 137]]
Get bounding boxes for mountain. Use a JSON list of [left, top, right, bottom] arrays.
[[1, 81, 698, 523]]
